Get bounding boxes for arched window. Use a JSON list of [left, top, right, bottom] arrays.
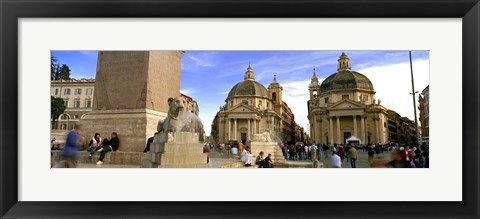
[[59, 113, 70, 120], [272, 92, 277, 102]]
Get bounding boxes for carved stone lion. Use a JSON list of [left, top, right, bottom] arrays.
[[157, 97, 187, 133], [252, 132, 272, 142]]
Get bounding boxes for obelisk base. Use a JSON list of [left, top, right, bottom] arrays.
[[80, 109, 167, 152], [143, 132, 208, 168]]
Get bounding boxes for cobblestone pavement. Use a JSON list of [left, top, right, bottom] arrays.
[[316, 150, 391, 168], [56, 150, 391, 168]]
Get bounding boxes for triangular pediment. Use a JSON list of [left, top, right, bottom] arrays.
[[328, 99, 365, 109], [227, 103, 258, 113]]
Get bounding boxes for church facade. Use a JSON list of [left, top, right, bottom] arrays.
[[211, 65, 300, 145], [307, 52, 391, 146]]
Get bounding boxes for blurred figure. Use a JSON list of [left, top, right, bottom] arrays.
[[255, 151, 265, 168], [310, 144, 318, 161], [96, 132, 120, 165], [413, 149, 425, 168], [331, 151, 342, 168], [203, 144, 210, 164], [387, 150, 412, 168], [337, 146, 346, 162], [230, 143, 238, 159], [368, 146, 375, 165], [347, 144, 358, 168], [61, 123, 84, 168], [401, 145, 414, 164]]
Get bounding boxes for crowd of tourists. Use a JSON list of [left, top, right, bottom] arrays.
[[277, 142, 429, 168]]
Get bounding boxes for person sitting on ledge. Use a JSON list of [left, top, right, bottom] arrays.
[[96, 132, 120, 165], [143, 132, 158, 153], [88, 133, 102, 159]]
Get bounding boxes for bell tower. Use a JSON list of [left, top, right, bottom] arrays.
[[244, 64, 255, 81], [309, 67, 320, 100], [337, 52, 351, 71], [268, 74, 283, 106]]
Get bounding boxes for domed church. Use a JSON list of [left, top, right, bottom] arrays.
[[307, 52, 390, 145], [212, 65, 300, 145]]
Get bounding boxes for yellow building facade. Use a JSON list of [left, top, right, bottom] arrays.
[[308, 52, 390, 145], [51, 79, 95, 130], [212, 65, 300, 145]]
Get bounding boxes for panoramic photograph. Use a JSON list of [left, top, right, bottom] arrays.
[[50, 50, 430, 168]]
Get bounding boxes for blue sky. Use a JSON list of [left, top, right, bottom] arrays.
[[52, 50, 430, 135]]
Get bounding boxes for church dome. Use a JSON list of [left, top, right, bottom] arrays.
[[320, 71, 374, 93], [227, 80, 269, 99], [227, 64, 269, 99], [319, 52, 374, 93]]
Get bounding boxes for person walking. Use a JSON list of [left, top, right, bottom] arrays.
[[413, 149, 425, 168], [61, 123, 84, 168], [203, 144, 210, 164], [337, 146, 346, 162], [368, 145, 375, 165], [347, 144, 358, 168]]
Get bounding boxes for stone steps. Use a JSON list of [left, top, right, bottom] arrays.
[[51, 150, 144, 166]]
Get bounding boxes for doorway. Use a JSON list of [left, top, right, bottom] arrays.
[[343, 132, 351, 145], [241, 133, 247, 145]]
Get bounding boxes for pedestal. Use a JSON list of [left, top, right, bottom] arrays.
[[250, 141, 287, 164], [144, 132, 208, 168]]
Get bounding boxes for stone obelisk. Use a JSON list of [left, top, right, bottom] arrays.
[[80, 51, 183, 152]]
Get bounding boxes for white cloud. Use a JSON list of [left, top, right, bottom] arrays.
[[188, 55, 215, 67], [279, 80, 313, 131], [218, 91, 230, 95], [359, 59, 429, 123], [270, 59, 429, 135], [180, 88, 196, 96], [79, 51, 97, 59]]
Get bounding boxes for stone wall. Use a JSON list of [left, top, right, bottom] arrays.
[[80, 109, 166, 152]]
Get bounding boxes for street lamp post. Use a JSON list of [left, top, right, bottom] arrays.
[[409, 51, 420, 148]]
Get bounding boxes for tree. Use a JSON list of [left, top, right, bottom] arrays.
[[51, 55, 59, 80], [51, 96, 66, 129], [51, 55, 72, 80], [57, 64, 71, 80]]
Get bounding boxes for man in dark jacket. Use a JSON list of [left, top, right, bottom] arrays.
[[96, 132, 120, 165], [143, 132, 158, 153]]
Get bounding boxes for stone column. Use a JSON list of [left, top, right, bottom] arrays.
[[228, 118, 231, 140], [374, 118, 379, 144], [329, 117, 333, 145], [253, 119, 257, 134], [353, 115, 357, 137], [234, 119, 237, 140], [361, 116, 366, 144], [336, 116, 341, 144], [319, 118, 323, 144], [247, 119, 251, 141]]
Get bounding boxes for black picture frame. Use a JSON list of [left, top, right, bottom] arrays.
[[1, 0, 479, 218]]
